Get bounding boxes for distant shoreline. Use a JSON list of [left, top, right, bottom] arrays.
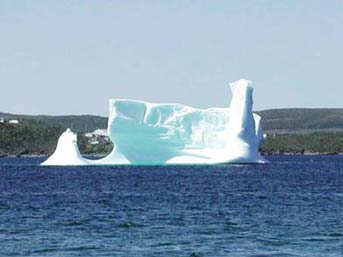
[[3, 111, 343, 158], [0, 154, 108, 158], [1, 153, 343, 159], [263, 152, 343, 156]]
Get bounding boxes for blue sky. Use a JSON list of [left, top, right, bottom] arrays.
[[1, 1, 342, 115]]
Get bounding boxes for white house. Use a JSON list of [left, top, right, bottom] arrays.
[[9, 120, 19, 124], [92, 129, 107, 137]]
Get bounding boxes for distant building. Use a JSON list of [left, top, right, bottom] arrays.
[[92, 129, 107, 137], [0, 118, 4, 123], [84, 128, 109, 145], [85, 129, 107, 138], [9, 120, 19, 124], [90, 140, 100, 145], [85, 133, 93, 138]]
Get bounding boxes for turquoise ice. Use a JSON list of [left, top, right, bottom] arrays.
[[42, 79, 267, 165]]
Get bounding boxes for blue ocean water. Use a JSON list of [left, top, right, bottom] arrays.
[[0, 156, 342, 257]]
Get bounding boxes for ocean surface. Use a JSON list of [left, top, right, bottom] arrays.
[[0, 155, 342, 257]]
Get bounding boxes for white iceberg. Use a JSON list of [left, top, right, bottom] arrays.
[[41, 79, 268, 166], [41, 128, 89, 166]]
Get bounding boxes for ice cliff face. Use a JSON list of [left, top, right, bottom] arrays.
[[41, 79, 268, 166]]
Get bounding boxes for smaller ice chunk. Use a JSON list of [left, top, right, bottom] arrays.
[[41, 128, 88, 166]]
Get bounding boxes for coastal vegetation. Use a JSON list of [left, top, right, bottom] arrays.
[[257, 108, 343, 133], [78, 135, 114, 156], [0, 112, 107, 132], [261, 132, 343, 155], [0, 120, 64, 156], [0, 121, 112, 157]]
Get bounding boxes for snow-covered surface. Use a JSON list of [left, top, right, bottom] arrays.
[[41, 79, 268, 166], [41, 129, 89, 166]]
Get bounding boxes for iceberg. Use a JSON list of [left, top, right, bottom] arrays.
[[41, 128, 89, 166], [41, 79, 268, 166]]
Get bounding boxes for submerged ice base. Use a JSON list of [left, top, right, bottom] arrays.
[[41, 79, 268, 166]]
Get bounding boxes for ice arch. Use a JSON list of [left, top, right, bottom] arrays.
[[41, 79, 268, 166]]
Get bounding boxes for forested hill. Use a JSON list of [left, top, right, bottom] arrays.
[[257, 108, 343, 134], [0, 112, 107, 132], [3, 108, 343, 134]]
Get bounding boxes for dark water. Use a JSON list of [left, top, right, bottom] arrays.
[[0, 156, 343, 257]]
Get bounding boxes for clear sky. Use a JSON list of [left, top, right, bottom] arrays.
[[1, 1, 342, 116]]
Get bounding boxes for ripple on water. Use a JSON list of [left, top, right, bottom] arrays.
[[0, 156, 343, 257], [248, 254, 297, 257]]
